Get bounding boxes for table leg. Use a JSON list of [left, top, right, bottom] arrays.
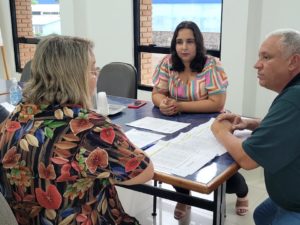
[[152, 180, 158, 216], [221, 182, 227, 224], [212, 182, 226, 225], [118, 182, 227, 224]]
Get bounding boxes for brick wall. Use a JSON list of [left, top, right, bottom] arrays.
[[140, 0, 153, 86], [15, 0, 35, 68]]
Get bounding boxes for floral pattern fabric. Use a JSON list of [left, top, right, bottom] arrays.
[[0, 103, 150, 225], [152, 54, 228, 101]]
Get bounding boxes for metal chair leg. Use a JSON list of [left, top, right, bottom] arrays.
[[152, 180, 158, 216]]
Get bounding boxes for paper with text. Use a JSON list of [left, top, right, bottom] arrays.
[[146, 118, 251, 177], [125, 129, 165, 149], [126, 116, 190, 134]]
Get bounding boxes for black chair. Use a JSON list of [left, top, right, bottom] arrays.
[[20, 60, 31, 83], [207, 49, 221, 58], [97, 62, 137, 99]]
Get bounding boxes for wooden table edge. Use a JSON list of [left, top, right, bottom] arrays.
[[153, 162, 240, 194]]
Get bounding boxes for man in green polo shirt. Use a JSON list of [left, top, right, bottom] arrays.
[[211, 29, 300, 225]]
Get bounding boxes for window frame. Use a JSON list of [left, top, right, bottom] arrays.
[[9, 0, 42, 73], [133, 0, 223, 91]]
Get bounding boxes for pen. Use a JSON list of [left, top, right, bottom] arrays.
[[141, 143, 156, 150]]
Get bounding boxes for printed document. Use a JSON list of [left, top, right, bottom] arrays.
[[146, 118, 251, 177], [126, 116, 190, 134], [125, 128, 165, 149]]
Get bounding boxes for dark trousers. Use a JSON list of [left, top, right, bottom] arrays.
[[174, 172, 248, 198]]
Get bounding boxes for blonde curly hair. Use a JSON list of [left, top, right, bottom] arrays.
[[23, 35, 94, 109]]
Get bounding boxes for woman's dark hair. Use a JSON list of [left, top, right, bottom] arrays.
[[171, 21, 207, 72]]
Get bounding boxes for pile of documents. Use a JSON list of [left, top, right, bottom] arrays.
[[125, 117, 252, 177], [145, 118, 225, 177]]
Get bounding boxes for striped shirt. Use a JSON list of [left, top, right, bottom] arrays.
[[152, 54, 228, 101]]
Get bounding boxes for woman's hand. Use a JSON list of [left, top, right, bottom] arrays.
[[159, 98, 178, 116]]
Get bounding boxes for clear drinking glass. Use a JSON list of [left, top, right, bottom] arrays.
[[97, 92, 109, 116]]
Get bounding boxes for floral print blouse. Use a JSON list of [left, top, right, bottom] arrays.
[[0, 103, 151, 225], [152, 54, 228, 101]]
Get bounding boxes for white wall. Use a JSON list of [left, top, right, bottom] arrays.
[[222, 0, 300, 117], [0, 0, 16, 79], [60, 0, 134, 69], [221, 0, 251, 115], [254, 0, 300, 117], [1, 0, 300, 117], [221, 0, 264, 117]]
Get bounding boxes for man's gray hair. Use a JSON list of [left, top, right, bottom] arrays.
[[267, 28, 300, 56]]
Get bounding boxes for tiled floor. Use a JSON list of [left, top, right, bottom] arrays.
[[117, 167, 267, 225]]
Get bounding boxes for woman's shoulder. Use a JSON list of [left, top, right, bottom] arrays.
[[155, 54, 173, 74], [205, 55, 220, 65], [160, 54, 172, 64], [202, 55, 224, 71]]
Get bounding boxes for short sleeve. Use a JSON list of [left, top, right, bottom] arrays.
[[204, 57, 228, 95], [81, 115, 151, 183], [243, 100, 300, 173], [152, 55, 172, 93]]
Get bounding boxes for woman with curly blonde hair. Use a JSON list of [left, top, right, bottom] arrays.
[[0, 35, 153, 225]]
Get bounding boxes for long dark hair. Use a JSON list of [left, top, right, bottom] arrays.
[[171, 21, 207, 72]]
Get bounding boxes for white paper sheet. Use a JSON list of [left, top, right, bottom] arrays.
[[126, 116, 190, 134], [145, 118, 218, 176], [125, 129, 165, 149], [146, 140, 217, 177], [145, 118, 250, 177], [0, 102, 15, 113]]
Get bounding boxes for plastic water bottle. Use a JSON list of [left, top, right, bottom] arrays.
[[9, 78, 22, 106]]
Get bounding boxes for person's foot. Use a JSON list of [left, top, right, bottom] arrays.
[[174, 203, 191, 220], [235, 196, 249, 216]]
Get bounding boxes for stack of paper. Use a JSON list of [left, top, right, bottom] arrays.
[[126, 117, 252, 177], [125, 129, 165, 149], [126, 116, 190, 134], [146, 118, 221, 177]]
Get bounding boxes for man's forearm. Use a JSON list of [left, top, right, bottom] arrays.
[[245, 118, 261, 131], [214, 129, 258, 170]]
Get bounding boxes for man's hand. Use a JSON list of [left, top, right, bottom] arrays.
[[216, 113, 261, 131], [211, 116, 234, 135], [216, 113, 248, 130]]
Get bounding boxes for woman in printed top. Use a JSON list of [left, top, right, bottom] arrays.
[[0, 35, 154, 225], [152, 21, 249, 219]]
